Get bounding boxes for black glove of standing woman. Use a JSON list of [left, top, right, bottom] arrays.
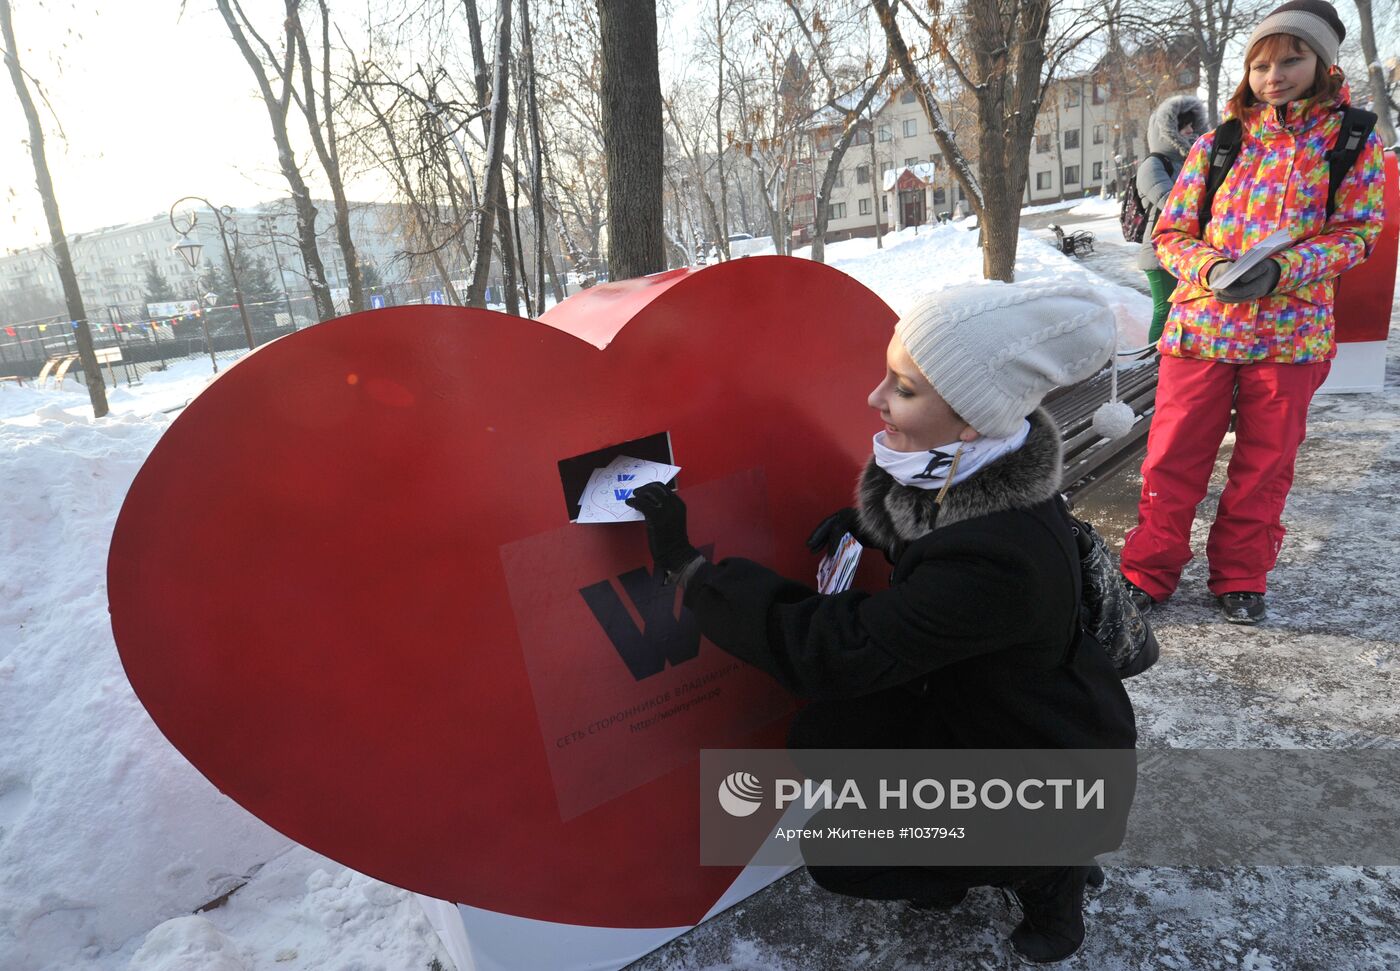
[[623, 482, 702, 583]]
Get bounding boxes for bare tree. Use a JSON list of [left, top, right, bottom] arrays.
[[873, 0, 1101, 280], [287, 0, 365, 314], [212, 0, 337, 321], [1181, 0, 1269, 126], [598, 0, 666, 278], [1351, 0, 1398, 145], [0, 0, 107, 417], [467, 0, 514, 307], [809, 61, 892, 262]]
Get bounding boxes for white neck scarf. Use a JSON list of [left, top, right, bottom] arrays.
[[872, 420, 1031, 491]]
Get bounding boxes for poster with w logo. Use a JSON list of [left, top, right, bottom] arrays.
[[499, 467, 795, 821]]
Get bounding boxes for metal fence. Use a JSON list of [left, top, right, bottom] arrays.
[[0, 277, 573, 387]]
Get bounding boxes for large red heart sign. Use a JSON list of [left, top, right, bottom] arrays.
[[108, 256, 896, 931]]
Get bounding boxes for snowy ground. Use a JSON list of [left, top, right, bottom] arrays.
[[2, 213, 1396, 970]]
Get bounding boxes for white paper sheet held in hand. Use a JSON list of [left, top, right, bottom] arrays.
[[575, 454, 683, 523], [1210, 229, 1293, 289], [817, 532, 864, 594]]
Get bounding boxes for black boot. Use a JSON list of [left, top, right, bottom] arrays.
[[1007, 865, 1091, 964], [1087, 863, 1105, 891]]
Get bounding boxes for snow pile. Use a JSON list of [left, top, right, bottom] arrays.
[[0, 357, 448, 969], [0, 355, 220, 423], [1067, 195, 1122, 218], [822, 222, 1151, 350]]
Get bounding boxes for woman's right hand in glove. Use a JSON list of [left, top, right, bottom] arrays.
[[806, 507, 862, 556]]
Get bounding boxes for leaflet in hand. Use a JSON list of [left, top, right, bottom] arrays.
[[575, 454, 682, 524], [817, 532, 864, 594], [1211, 229, 1292, 289]]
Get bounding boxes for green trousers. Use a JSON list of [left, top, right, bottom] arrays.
[[1144, 267, 1177, 345]]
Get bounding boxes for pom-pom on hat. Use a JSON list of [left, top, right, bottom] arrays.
[[1246, 0, 1346, 67], [894, 282, 1118, 438]]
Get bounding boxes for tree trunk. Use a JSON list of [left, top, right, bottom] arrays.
[[598, 0, 665, 279], [811, 61, 893, 263], [215, 0, 336, 321], [1, 0, 107, 417], [289, 0, 364, 314], [1353, 0, 1399, 145], [715, 0, 731, 259], [468, 0, 513, 308], [521, 0, 548, 305], [867, 105, 884, 248]]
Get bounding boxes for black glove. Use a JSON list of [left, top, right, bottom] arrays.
[[1211, 259, 1281, 303], [806, 507, 862, 556], [624, 481, 701, 582]]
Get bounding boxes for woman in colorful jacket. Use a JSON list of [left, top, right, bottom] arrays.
[[1120, 0, 1385, 624]]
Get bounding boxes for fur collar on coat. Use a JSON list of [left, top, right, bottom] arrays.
[[855, 408, 1063, 552]]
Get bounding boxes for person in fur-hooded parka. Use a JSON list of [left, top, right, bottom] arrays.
[[1136, 95, 1209, 342], [624, 282, 1138, 964]]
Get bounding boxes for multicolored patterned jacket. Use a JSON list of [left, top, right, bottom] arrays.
[[1151, 80, 1386, 362]]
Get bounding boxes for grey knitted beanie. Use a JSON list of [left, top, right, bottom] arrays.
[[894, 282, 1118, 438], [1246, 0, 1345, 67]]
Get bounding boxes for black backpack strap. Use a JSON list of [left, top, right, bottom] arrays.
[[1198, 119, 1243, 232], [1145, 151, 1175, 178], [1325, 106, 1377, 218]]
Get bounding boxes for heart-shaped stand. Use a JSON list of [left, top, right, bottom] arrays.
[[108, 255, 896, 969]]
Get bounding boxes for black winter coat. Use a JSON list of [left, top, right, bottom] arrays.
[[681, 409, 1136, 751]]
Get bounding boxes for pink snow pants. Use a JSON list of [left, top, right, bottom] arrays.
[[1120, 355, 1331, 600]]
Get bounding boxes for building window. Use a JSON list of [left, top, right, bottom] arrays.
[[905, 156, 919, 167], [933, 187, 947, 206], [858, 197, 872, 216], [1036, 171, 1052, 190], [1065, 129, 1080, 150], [828, 202, 847, 221], [1035, 132, 1051, 154], [881, 196, 888, 213], [903, 119, 917, 138], [1064, 165, 1080, 185], [1093, 125, 1104, 144], [900, 89, 916, 104], [1066, 86, 1080, 107], [1092, 161, 1103, 181], [881, 162, 894, 176], [856, 164, 870, 184], [1092, 83, 1107, 105], [853, 129, 871, 146], [1177, 69, 1194, 85], [878, 125, 892, 142]]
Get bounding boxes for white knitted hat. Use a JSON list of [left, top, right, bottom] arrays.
[[894, 282, 1118, 438]]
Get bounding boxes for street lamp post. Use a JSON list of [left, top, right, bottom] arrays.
[[169, 197, 256, 351], [169, 222, 218, 374], [260, 214, 297, 330]]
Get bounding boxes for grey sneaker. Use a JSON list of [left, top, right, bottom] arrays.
[[1218, 591, 1266, 624]]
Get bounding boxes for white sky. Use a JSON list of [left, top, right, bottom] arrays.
[[3, 1, 1393, 258], [0, 0, 709, 255]]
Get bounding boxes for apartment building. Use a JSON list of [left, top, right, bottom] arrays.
[[805, 35, 1200, 240]]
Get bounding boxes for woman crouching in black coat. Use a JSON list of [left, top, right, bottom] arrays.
[[627, 281, 1137, 964]]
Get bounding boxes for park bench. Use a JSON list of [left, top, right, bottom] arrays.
[[1050, 223, 1095, 258], [1045, 350, 1159, 504]]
